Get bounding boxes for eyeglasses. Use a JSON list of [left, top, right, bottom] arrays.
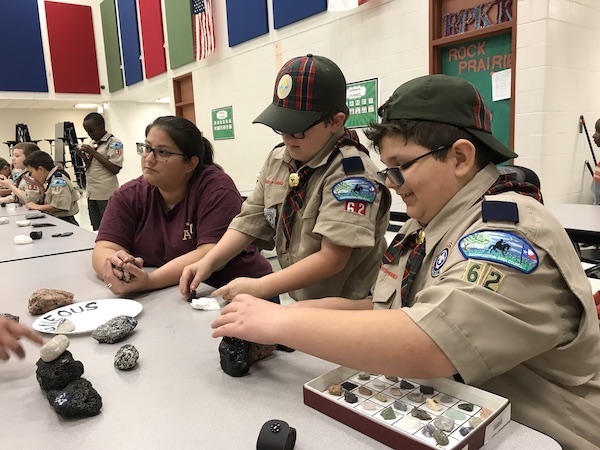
[[136, 143, 185, 162], [376, 144, 451, 186], [273, 119, 323, 139]]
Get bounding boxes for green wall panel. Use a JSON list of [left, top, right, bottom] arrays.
[[100, 0, 124, 92], [164, 0, 194, 69]]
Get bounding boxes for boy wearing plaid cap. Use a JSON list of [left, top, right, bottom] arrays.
[[210, 75, 600, 449], [181, 54, 391, 302]]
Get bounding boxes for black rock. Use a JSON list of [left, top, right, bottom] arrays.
[[219, 337, 251, 377], [46, 378, 102, 417], [36, 351, 84, 391], [458, 402, 474, 412], [344, 391, 358, 403], [459, 426, 474, 436], [420, 385, 434, 394], [400, 380, 414, 390], [341, 381, 358, 391]]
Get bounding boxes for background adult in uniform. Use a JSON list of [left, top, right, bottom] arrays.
[[76, 112, 123, 230], [209, 75, 600, 449], [93, 116, 272, 295], [23, 150, 79, 225], [180, 54, 390, 302], [0, 142, 43, 205]]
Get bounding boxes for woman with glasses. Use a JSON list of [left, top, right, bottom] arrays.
[[92, 116, 273, 295]]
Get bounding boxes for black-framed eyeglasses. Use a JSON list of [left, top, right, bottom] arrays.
[[376, 144, 451, 186], [136, 143, 185, 162], [273, 119, 323, 139]]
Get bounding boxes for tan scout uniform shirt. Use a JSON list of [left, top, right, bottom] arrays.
[[87, 132, 123, 200], [44, 167, 79, 217], [17, 172, 43, 205], [372, 163, 600, 450], [230, 130, 391, 301]]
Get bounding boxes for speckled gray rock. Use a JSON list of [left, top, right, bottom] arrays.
[[434, 415, 455, 432], [40, 335, 70, 362], [92, 315, 137, 344], [36, 350, 84, 391], [407, 391, 424, 402], [433, 429, 449, 446], [393, 400, 408, 411], [421, 423, 436, 438], [46, 378, 102, 417], [410, 407, 432, 421], [114, 344, 139, 370]]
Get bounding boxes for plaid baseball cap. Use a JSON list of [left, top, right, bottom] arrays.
[[253, 54, 347, 134], [379, 75, 518, 164], [0, 157, 9, 171]]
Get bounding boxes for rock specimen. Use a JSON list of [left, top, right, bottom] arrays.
[[390, 387, 402, 396], [458, 402, 474, 411], [432, 429, 449, 446], [420, 385, 434, 395], [40, 335, 70, 362], [327, 384, 343, 396], [0, 313, 19, 322], [407, 391, 424, 402], [480, 407, 494, 418], [400, 380, 414, 390], [385, 375, 399, 382], [358, 386, 372, 396], [469, 416, 484, 428], [114, 344, 139, 370], [421, 423, 436, 438], [250, 343, 277, 362], [459, 426, 474, 436], [56, 318, 76, 333], [46, 378, 102, 417], [36, 350, 84, 391], [440, 394, 454, 404], [411, 407, 432, 421], [357, 371, 370, 380], [393, 400, 408, 411], [362, 401, 377, 411], [445, 409, 466, 421], [401, 416, 421, 430], [341, 381, 358, 391], [344, 391, 358, 404], [373, 379, 385, 389], [425, 398, 442, 411], [219, 337, 250, 377], [92, 315, 137, 343], [434, 415, 455, 432], [380, 407, 396, 420], [28, 288, 74, 315], [374, 393, 388, 402]]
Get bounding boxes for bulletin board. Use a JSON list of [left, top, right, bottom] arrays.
[[441, 33, 511, 148]]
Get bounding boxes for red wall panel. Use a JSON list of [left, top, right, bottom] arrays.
[[139, 0, 167, 79], [45, 1, 101, 94]]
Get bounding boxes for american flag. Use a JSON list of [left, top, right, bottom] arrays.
[[192, 0, 215, 60]]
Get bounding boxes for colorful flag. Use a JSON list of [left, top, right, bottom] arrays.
[[192, 0, 215, 60], [328, 0, 369, 12]]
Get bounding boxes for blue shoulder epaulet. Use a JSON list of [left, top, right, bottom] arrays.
[[482, 200, 519, 223]]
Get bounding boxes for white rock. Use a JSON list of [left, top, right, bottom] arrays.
[[40, 334, 70, 362], [0, 217, 9, 225], [14, 235, 33, 245], [15, 220, 31, 227]]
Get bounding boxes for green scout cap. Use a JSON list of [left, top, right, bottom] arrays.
[[379, 75, 518, 164], [253, 54, 347, 135]]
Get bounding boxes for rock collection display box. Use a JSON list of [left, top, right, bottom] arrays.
[[303, 366, 510, 449]]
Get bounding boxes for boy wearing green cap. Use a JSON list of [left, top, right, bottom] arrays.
[[181, 54, 391, 302], [210, 75, 600, 449]]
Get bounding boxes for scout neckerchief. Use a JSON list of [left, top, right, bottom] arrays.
[[382, 171, 543, 305], [280, 129, 368, 251]]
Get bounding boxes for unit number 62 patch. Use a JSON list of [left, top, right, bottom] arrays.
[[462, 259, 506, 292]]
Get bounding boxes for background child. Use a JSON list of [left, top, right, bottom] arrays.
[[0, 142, 44, 205], [23, 150, 79, 225], [180, 54, 391, 302]]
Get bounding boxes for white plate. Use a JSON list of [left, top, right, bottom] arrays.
[[32, 299, 143, 335]]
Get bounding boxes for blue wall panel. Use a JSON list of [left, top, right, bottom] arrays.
[[226, 0, 268, 47], [0, 0, 48, 92], [117, 0, 143, 86], [273, 0, 327, 29]]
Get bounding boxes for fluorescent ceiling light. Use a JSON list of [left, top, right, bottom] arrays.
[[156, 97, 171, 103], [74, 103, 99, 109]]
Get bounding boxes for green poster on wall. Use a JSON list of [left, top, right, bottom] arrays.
[[212, 106, 235, 140], [442, 33, 512, 150], [346, 78, 378, 129]]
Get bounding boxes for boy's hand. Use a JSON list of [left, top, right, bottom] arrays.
[[25, 202, 40, 210], [0, 318, 44, 360], [180, 260, 213, 297], [211, 294, 285, 344], [0, 177, 12, 188], [212, 277, 267, 301]]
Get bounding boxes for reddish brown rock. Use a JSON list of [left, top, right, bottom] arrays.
[[28, 288, 74, 315]]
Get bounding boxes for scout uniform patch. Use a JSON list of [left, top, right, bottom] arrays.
[[462, 260, 506, 292], [50, 178, 67, 192], [109, 141, 123, 155], [264, 207, 277, 229], [458, 230, 538, 274], [277, 74, 293, 99], [332, 177, 376, 215], [431, 242, 452, 278]]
